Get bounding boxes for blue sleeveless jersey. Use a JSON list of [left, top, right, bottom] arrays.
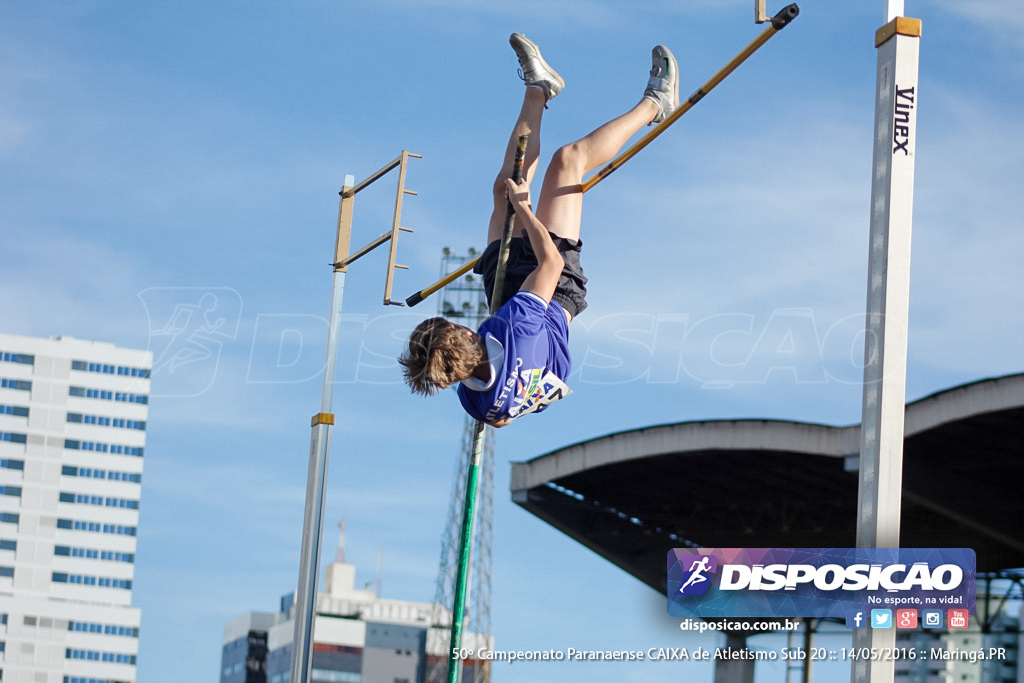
[[458, 292, 571, 424]]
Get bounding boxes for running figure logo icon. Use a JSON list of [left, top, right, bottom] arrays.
[[677, 555, 718, 596]]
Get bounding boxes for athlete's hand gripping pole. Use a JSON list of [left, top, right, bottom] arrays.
[[490, 135, 529, 315]]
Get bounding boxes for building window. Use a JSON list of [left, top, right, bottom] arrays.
[[0, 486, 22, 497], [0, 378, 31, 391], [0, 405, 29, 417], [99, 550, 135, 562], [0, 459, 24, 470], [65, 647, 137, 664], [61, 465, 141, 484], [0, 566, 13, 578], [0, 540, 15, 551], [68, 620, 139, 637], [0, 513, 19, 524], [58, 492, 139, 510], [70, 360, 150, 379], [62, 439, 143, 457], [66, 413, 146, 431], [52, 573, 132, 590], [0, 351, 34, 365], [54, 545, 134, 564], [0, 433, 27, 445], [68, 386, 148, 404], [56, 519, 137, 536]]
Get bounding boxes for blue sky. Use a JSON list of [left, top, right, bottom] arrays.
[[2, 1, 1022, 681]]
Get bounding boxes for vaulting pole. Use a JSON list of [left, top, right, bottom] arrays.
[[406, 4, 799, 308], [446, 135, 527, 683]]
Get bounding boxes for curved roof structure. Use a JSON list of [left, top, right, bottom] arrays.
[[510, 373, 1024, 591]]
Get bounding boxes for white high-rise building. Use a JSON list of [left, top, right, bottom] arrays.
[[0, 333, 151, 683]]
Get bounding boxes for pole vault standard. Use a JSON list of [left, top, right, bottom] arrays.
[[851, 2, 921, 682], [404, 3, 800, 309], [445, 136, 528, 683], [290, 151, 420, 683]]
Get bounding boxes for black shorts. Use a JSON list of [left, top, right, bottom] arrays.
[[475, 235, 588, 318]]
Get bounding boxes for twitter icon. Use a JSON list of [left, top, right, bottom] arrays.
[[871, 609, 893, 628]]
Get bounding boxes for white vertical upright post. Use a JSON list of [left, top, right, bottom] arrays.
[[290, 174, 355, 683], [851, 10, 921, 683]]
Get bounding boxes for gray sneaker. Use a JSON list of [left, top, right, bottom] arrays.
[[644, 45, 679, 124], [509, 33, 564, 105]]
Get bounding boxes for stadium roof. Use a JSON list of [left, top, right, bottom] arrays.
[[511, 373, 1024, 591]]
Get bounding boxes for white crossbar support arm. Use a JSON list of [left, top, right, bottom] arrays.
[[851, 15, 921, 683]]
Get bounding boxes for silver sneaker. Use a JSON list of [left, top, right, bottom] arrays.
[[644, 45, 679, 124], [509, 33, 564, 105]]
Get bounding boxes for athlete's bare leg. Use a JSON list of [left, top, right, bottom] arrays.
[[487, 86, 546, 245]]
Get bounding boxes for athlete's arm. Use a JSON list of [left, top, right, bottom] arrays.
[[505, 177, 561, 305]]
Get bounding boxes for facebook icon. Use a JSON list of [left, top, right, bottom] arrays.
[[846, 611, 866, 629]]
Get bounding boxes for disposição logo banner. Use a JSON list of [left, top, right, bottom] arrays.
[[667, 548, 975, 619]]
